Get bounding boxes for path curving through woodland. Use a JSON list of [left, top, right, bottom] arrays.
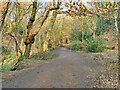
[[3, 47, 102, 88]]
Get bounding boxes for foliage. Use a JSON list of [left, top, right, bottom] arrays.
[[96, 17, 115, 36], [70, 31, 92, 41], [0, 55, 16, 71], [85, 37, 106, 52], [70, 41, 84, 50], [70, 37, 106, 52]]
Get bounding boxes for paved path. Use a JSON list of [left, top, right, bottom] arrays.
[[3, 47, 102, 88]]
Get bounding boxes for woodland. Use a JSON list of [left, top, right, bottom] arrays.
[[0, 0, 120, 88]]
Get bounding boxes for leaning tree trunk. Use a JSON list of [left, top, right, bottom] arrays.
[[24, 1, 37, 58], [117, 1, 120, 89], [43, 10, 57, 51], [7, 33, 23, 70]]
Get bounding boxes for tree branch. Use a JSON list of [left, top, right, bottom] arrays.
[[7, 33, 23, 56], [25, 1, 62, 44]]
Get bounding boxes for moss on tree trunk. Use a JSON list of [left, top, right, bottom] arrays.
[[24, 2, 37, 58]]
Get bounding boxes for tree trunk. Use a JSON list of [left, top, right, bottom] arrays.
[[0, 2, 10, 31], [82, 17, 84, 41], [45, 11, 57, 51], [24, 1, 37, 58], [24, 43, 32, 58], [17, 2, 27, 51], [117, 2, 120, 89], [7, 33, 23, 70]]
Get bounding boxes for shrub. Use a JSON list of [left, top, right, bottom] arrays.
[[70, 37, 106, 53], [85, 37, 106, 52], [70, 41, 84, 50]]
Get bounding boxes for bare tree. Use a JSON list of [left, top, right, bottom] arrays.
[[24, 1, 61, 58]]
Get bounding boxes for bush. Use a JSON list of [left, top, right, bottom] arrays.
[[70, 37, 106, 53], [70, 41, 84, 50], [85, 37, 106, 52]]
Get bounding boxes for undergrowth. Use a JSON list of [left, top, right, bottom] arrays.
[[1, 51, 56, 71], [70, 37, 107, 52]]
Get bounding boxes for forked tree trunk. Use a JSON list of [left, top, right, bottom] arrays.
[[24, 2, 37, 58], [24, 1, 61, 57]]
